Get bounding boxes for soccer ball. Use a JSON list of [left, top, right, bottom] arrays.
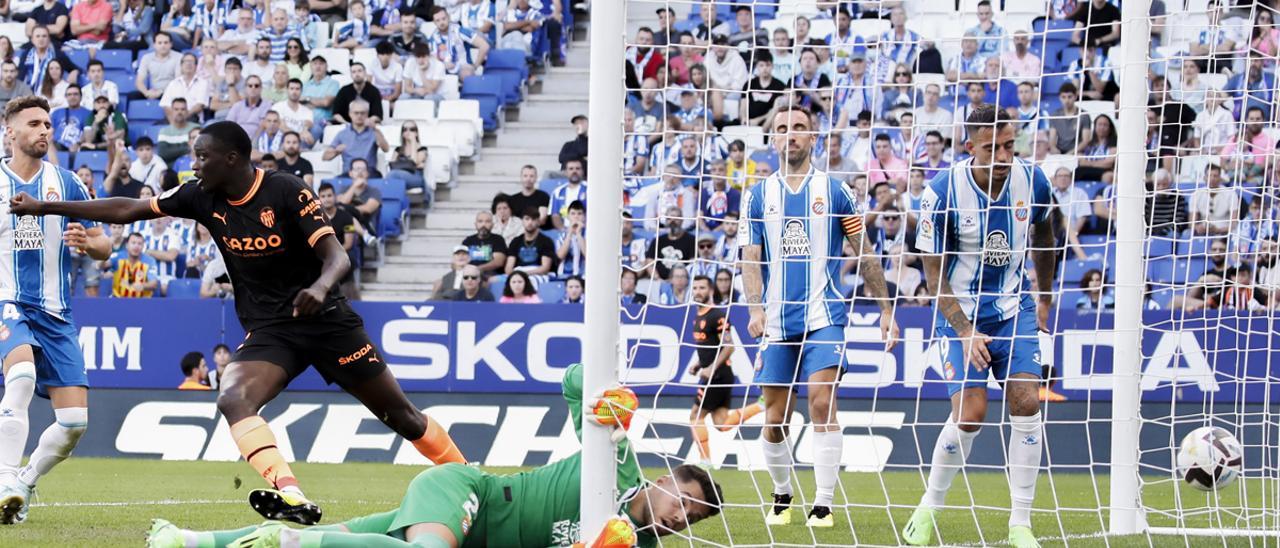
[[1176, 426, 1243, 491]]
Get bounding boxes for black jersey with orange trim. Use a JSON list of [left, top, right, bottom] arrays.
[[691, 305, 728, 369], [152, 169, 341, 330]]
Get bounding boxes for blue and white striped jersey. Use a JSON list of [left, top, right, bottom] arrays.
[[0, 160, 98, 319], [743, 167, 858, 341], [915, 157, 1054, 325]]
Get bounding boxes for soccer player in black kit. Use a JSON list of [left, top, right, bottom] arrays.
[[685, 275, 763, 468], [9, 122, 466, 525]]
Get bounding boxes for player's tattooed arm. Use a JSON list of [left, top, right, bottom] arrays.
[[741, 244, 764, 306], [921, 254, 974, 335], [849, 229, 895, 313], [1031, 220, 1057, 302]]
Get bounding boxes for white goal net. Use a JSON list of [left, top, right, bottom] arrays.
[[577, 0, 1280, 545]]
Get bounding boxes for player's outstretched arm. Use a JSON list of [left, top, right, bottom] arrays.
[[9, 192, 159, 225]]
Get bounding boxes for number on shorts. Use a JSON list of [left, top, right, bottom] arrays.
[[2, 303, 17, 321]]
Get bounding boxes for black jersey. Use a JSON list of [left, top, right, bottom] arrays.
[[691, 305, 728, 369], [151, 169, 341, 330]]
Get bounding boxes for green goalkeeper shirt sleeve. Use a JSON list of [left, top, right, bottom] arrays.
[[562, 363, 642, 491]]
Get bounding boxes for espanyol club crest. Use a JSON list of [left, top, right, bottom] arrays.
[[1015, 200, 1030, 222], [944, 361, 955, 380], [811, 196, 826, 216], [45, 189, 59, 201]]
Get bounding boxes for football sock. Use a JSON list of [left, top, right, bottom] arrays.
[[230, 416, 300, 491], [692, 422, 711, 460], [0, 361, 36, 477], [812, 430, 843, 507], [189, 525, 259, 548], [293, 529, 450, 548], [17, 407, 87, 487], [921, 419, 980, 509], [1008, 413, 1044, 528], [761, 437, 793, 496], [716, 401, 765, 431], [330, 510, 398, 534], [410, 416, 466, 465]]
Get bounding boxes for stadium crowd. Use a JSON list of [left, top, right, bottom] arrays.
[[439, 0, 1280, 312], [0, 0, 580, 300]]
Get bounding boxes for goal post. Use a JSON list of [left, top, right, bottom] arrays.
[[581, 0, 626, 540], [1108, 0, 1151, 537]]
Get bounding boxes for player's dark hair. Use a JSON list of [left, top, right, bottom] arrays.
[[428, 5, 447, 17], [567, 200, 585, 213], [287, 77, 302, 87], [620, 268, 639, 281], [964, 104, 1014, 140], [128, 232, 145, 242], [213, 343, 231, 354], [1078, 268, 1103, 289], [200, 121, 254, 159], [180, 351, 204, 376], [375, 40, 395, 55], [729, 139, 745, 152], [350, 61, 365, 72], [1057, 81, 1078, 96], [134, 136, 154, 149], [503, 270, 537, 298], [3, 95, 49, 122], [873, 133, 891, 143], [692, 275, 721, 304], [225, 57, 243, 68], [318, 182, 335, 194], [673, 464, 723, 517], [925, 130, 943, 142], [87, 59, 104, 70], [491, 193, 509, 214], [522, 207, 540, 220]]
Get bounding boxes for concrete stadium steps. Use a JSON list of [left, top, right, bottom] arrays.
[[361, 32, 592, 302]]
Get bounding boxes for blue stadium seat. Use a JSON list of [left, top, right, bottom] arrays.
[[488, 68, 523, 105], [1061, 258, 1104, 286], [1147, 257, 1175, 284], [1056, 48, 1082, 73], [127, 100, 165, 124], [473, 96, 501, 132], [66, 50, 90, 72], [1146, 237, 1175, 258], [96, 49, 133, 72], [1041, 74, 1071, 98], [486, 49, 529, 79], [488, 275, 506, 296], [1032, 18, 1076, 38], [461, 74, 505, 105], [539, 280, 565, 303], [378, 197, 403, 238], [1177, 237, 1211, 256], [77, 150, 108, 172], [110, 71, 137, 95], [1148, 288, 1183, 309], [750, 149, 778, 171], [166, 279, 201, 299], [98, 276, 113, 296], [539, 178, 566, 194]]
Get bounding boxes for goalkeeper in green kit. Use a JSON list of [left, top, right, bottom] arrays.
[[147, 362, 724, 548]]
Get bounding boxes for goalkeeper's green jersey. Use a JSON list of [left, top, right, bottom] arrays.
[[461, 363, 656, 548]]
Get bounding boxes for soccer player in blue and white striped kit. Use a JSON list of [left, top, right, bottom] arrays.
[[902, 106, 1057, 548], [0, 96, 112, 524], [742, 107, 899, 528]]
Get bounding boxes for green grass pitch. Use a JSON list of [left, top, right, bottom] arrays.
[[1, 458, 1268, 547]]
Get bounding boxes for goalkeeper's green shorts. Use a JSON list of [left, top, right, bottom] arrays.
[[385, 463, 488, 544]]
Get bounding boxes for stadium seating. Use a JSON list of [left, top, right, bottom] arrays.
[[76, 151, 109, 172], [97, 49, 133, 72], [166, 279, 202, 299], [127, 100, 165, 125], [459, 76, 504, 131]]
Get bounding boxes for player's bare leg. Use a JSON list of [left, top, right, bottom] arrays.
[[904, 387, 988, 545], [690, 407, 714, 467], [0, 345, 37, 524], [761, 385, 797, 526], [805, 367, 841, 528], [1004, 373, 1044, 548], [217, 360, 320, 525], [710, 398, 765, 432], [341, 368, 465, 465]]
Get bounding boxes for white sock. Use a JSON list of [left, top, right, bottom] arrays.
[[278, 527, 302, 548], [17, 407, 87, 487], [281, 484, 305, 498], [812, 429, 843, 507], [0, 362, 36, 476], [921, 419, 980, 508], [761, 437, 793, 496], [1007, 413, 1043, 528]]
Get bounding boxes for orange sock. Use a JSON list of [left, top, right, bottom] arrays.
[[717, 402, 765, 432], [411, 416, 466, 464], [692, 423, 711, 460], [230, 416, 298, 490]]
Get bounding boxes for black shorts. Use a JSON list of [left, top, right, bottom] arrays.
[[234, 302, 387, 387], [694, 366, 736, 411]]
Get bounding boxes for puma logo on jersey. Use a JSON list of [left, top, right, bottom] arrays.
[[212, 211, 228, 225]]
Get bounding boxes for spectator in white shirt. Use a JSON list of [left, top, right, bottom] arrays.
[[1194, 89, 1236, 155], [403, 43, 446, 101], [241, 37, 276, 84], [160, 52, 209, 117], [703, 34, 747, 123], [129, 137, 168, 192], [1192, 163, 1241, 236], [369, 41, 403, 102], [912, 83, 953, 138], [82, 60, 119, 106], [1050, 167, 1093, 260], [217, 8, 258, 56]]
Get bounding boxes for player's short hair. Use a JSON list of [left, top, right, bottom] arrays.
[[728, 139, 746, 152], [521, 207, 541, 220], [925, 130, 944, 142], [3, 95, 49, 122], [673, 464, 724, 517], [1057, 81, 1078, 96], [213, 343, 231, 354], [180, 351, 204, 376], [621, 268, 639, 281], [87, 59, 104, 71], [200, 120, 254, 159], [375, 40, 395, 55], [134, 136, 155, 149], [771, 105, 815, 130], [567, 200, 585, 213], [287, 77, 302, 87], [318, 182, 335, 194], [127, 232, 145, 242], [225, 57, 243, 68], [873, 133, 892, 143], [964, 104, 1014, 140]]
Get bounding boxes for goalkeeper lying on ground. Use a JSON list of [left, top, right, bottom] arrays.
[[146, 362, 723, 548]]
